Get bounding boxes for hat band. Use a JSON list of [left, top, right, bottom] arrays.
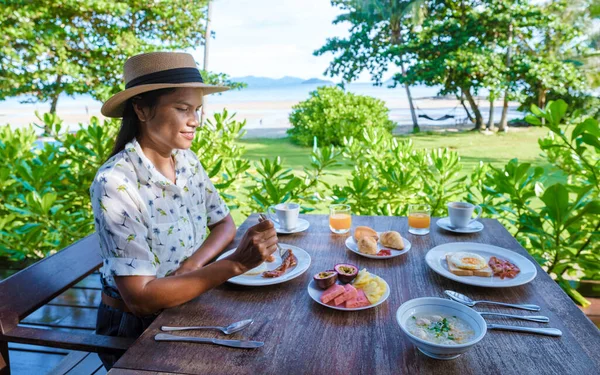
[[125, 67, 204, 89]]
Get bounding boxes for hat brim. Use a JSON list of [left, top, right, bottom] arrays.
[[101, 82, 230, 118]]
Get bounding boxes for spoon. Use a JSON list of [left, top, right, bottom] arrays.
[[161, 319, 254, 334], [479, 312, 549, 323], [445, 290, 541, 311]]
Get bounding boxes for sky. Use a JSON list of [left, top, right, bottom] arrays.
[[187, 0, 377, 81]]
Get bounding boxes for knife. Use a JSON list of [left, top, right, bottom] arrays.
[[154, 333, 264, 348], [487, 324, 562, 337]]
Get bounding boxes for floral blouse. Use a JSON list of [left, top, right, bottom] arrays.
[[90, 138, 229, 289]]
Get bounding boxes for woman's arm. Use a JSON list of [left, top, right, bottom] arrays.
[[114, 219, 278, 316], [172, 214, 236, 275]]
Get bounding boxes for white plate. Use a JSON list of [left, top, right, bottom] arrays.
[[436, 218, 484, 234], [425, 242, 537, 288], [345, 232, 411, 259], [216, 244, 311, 286], [274, 218, 310, 234], [307, 278, 390, 311]]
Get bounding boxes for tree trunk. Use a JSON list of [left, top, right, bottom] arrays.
[[538, 87, 547, 126], [463, 87, 483, 130], [391, 19, 419, 133], [401, 63, 419, 133], [487, 96, 495, 130], [498, 23, 513, 133], [49, 74, 62, 114], [200, 0, 213, 127], [459, 92, 474, 123]]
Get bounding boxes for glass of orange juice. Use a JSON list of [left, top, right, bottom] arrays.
[[329, 204, 352, 234], [408, 204, 431, 235]]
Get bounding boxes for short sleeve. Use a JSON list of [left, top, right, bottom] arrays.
[[90, 173, 157, 277], [201, 168, 230, 226]]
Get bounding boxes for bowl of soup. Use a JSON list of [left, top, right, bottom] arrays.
[[396, 297, 487, 360]]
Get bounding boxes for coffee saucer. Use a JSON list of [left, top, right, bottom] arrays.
[[436, 217, 484, 234], [274, 218, 310, 234]]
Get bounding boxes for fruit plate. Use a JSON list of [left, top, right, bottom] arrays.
[[307, 279, 390, 311], [216, 244, 311, 286], [345, 233, 411, 259]]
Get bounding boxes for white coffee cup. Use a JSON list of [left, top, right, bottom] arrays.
[[268, 203, 300, 230], [448, 202, 482, 228]]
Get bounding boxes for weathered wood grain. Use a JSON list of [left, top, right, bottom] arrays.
[[113, 215, 600, 375]]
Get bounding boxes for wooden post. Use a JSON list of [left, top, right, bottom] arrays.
[[200, 0, 213, 127], [0, 340, 9, 375]]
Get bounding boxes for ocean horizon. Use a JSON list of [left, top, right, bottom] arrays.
[[0, 83, 524, 135]]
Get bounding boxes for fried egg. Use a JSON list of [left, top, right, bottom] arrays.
[[449, 252, 487, 270]]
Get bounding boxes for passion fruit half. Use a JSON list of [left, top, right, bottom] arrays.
[[334, 263, 359, 284], [313, 270, 338, 290]]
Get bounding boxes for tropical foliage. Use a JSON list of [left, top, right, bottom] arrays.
[[287, 86, 395, 146]]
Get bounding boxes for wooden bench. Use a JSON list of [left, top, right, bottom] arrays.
[[0, 233, 134, 375]]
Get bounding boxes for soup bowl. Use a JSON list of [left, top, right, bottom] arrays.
[[396, 297, 487, 360]]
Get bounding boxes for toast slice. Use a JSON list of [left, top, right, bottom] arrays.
[[446, 255, 492, 277]]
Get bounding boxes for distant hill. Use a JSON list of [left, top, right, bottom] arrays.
[[231, 76, 304, 87], [301, 78, 334, 85], [231, 76, 334, 87]]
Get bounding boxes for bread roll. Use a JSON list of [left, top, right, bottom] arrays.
[[354, 226, 379, 242], [357, 237, 378, 255], [380, 231, 404, 250]]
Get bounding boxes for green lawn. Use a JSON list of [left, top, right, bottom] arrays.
[[240, 126, 557, 180]]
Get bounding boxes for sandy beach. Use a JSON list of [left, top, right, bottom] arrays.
[[0, 85, 523, 138]]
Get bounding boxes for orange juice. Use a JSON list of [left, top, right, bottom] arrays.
[[408, 213, 431, 228], [329, 213, 352, 230]]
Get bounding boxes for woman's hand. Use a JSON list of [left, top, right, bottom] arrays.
[[227, 219, 278, 273]]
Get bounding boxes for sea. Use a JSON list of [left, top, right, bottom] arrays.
[[0, 83, 524, 136]]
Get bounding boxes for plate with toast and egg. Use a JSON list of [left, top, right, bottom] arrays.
[[425, 242, 537, 287]]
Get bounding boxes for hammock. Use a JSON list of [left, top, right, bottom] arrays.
[[417, 114, 455, 121], [415, 104, 459, 122]]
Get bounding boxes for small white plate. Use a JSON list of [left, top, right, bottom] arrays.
[[436, 218, 484, 233], [345, 232, 411, 259], [307, 278, 390, 311], [425, 242, 537, 288], [274, 218, 310, 234], [216, 244, 311, 286]]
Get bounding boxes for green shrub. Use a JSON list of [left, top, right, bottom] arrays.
[[287, 86, 395, 147]]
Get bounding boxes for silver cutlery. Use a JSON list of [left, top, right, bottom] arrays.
[[445, 290, 541, 311], [487, 324, 562, 337], [161, 319, 253, 334], [479, 312, 549, 323], [155, 333, 264, 348], [259, 213, 284, 257]]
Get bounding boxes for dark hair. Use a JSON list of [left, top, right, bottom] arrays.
[[109, 88, 177, 159]]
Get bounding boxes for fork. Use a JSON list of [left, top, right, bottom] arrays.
[[259, 213, 284, 257]]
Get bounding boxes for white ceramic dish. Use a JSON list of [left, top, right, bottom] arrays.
[[345, 232, 411, 259], [307, 278, 390, 311], [274, 218, 310, 234], [396, 297, 487, 360], [216, 244, 311, 286], [425, 242, 537, 288], [436, 217, 484, 233]]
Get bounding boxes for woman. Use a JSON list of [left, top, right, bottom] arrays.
[[90, 52, 278, 369]]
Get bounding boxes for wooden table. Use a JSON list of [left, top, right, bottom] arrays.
[[110, 214, 600, 375]]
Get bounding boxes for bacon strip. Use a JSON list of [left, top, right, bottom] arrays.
[[488, 256, 520, 279], [262, 249, 297, 278]]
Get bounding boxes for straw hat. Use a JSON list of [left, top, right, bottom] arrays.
[[101, 52, 229, 118]]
